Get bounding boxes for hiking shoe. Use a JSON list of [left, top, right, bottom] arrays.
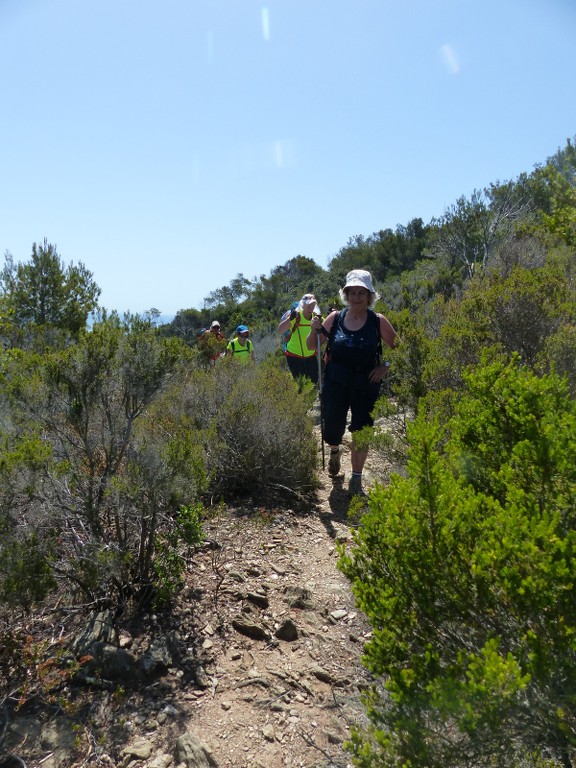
[[328, 450, 341, 476], [348, 475, 367, 497]]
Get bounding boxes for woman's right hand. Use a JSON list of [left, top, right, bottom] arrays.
[[310, 315, 323, 332]]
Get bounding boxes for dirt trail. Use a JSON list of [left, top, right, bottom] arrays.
[[178, 435, 373, 768], [3, 433, 394, 768]]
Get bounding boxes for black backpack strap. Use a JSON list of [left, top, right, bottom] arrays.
[[370, 309, 383, 364], [325, 309, 346, 359]]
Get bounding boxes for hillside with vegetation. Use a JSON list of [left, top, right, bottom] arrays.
[[1, 136, 575, 768]]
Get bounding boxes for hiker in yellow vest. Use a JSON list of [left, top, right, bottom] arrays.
[[226, 325, 255, 363], [277, 293, 321, 384]]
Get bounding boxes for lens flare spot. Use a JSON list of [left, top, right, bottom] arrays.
[[270, 139, 294, 169], [440, 43, 460, 75], [261, 7, 270, 41]]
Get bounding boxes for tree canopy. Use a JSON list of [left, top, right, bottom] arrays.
[[0, 239, 101, 341]]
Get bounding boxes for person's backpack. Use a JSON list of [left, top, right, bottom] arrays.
[[324, 308, 382, 365], [281, 302, 300, 352]]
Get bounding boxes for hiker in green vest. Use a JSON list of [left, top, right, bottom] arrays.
[[277, 293, 321, 384], [226, 325, 255, 363]]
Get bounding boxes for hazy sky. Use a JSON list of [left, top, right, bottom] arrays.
[[1, 0, 575, 317]]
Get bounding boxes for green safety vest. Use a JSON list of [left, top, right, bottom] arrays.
[[227, 337, 253, 362], [285, 313, 315, 358]]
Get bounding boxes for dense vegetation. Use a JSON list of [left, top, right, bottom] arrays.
[[341, 357, 576, 768], [1, 137, 575, 767]]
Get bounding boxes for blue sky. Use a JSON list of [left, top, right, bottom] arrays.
[[1, 0, 575, 317]]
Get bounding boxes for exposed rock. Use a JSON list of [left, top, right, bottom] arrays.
[[332, 525, 353, 544], [84, 641, 140, 681], [71, 609, 117, 654], [119, 630, 133, 648], [246, 591, 269, 609], [227, 571, 245, 583], [120, 737, 154, 761], [175, 732, 219, 768], [147, 755, 173, 768], [310, 665, 334, 684], [283, 585, 314, 609], [194, 664, 211, 689], [231, 617, 270, 641], [39, 718, 77, 754], [140, 634, 176, 676], [274, 618, 298, 642]]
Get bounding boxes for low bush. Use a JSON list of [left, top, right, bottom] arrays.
[[175, 359, 319, 503]]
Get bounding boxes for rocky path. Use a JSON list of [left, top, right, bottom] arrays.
[[3, 435, 386, 768], [173, 464, 372, 768]]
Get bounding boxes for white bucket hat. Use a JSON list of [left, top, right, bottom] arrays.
[[298, 293, 321, 315], [340, 269, 380, 304]]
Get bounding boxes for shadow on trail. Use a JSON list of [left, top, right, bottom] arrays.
[[317, 474, 355, 541]]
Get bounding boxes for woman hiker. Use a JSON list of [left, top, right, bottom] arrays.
[[307, 270, 397, 497], [277, 293, 321, 384]]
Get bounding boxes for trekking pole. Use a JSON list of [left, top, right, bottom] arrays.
[[317, 333, 325, 471]]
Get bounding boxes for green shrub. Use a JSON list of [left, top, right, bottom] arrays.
[[0, 532, 56, 610], [539, 321, 576, 396], [340, 357, 576, 768], [0, 430, 57, 610], [212, 362, 318, 501], [177, 359, 319, 503], [152, 503, 204, 608], [0, 320, 204, 610]]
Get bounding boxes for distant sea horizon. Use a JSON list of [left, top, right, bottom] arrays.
[[87, 311, 175, 327]]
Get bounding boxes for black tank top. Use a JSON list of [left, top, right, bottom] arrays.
[[329, 309, 380, 372]]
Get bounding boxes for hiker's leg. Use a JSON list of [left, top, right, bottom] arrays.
[[321, 379, 348, 447], [322, 380, 348, 477], [349, 439, 369, 496], [350, 443, 368, 473], [303, 355, 319, 385], [285, 356, 301, 380], [347, 382, 380, 494]]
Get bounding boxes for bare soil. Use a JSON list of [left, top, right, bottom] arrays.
[[2, 425, 399, 768]]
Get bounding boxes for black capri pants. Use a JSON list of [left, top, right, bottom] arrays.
[[285, 354, 319, 384], [321, 362, 381, 446]]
